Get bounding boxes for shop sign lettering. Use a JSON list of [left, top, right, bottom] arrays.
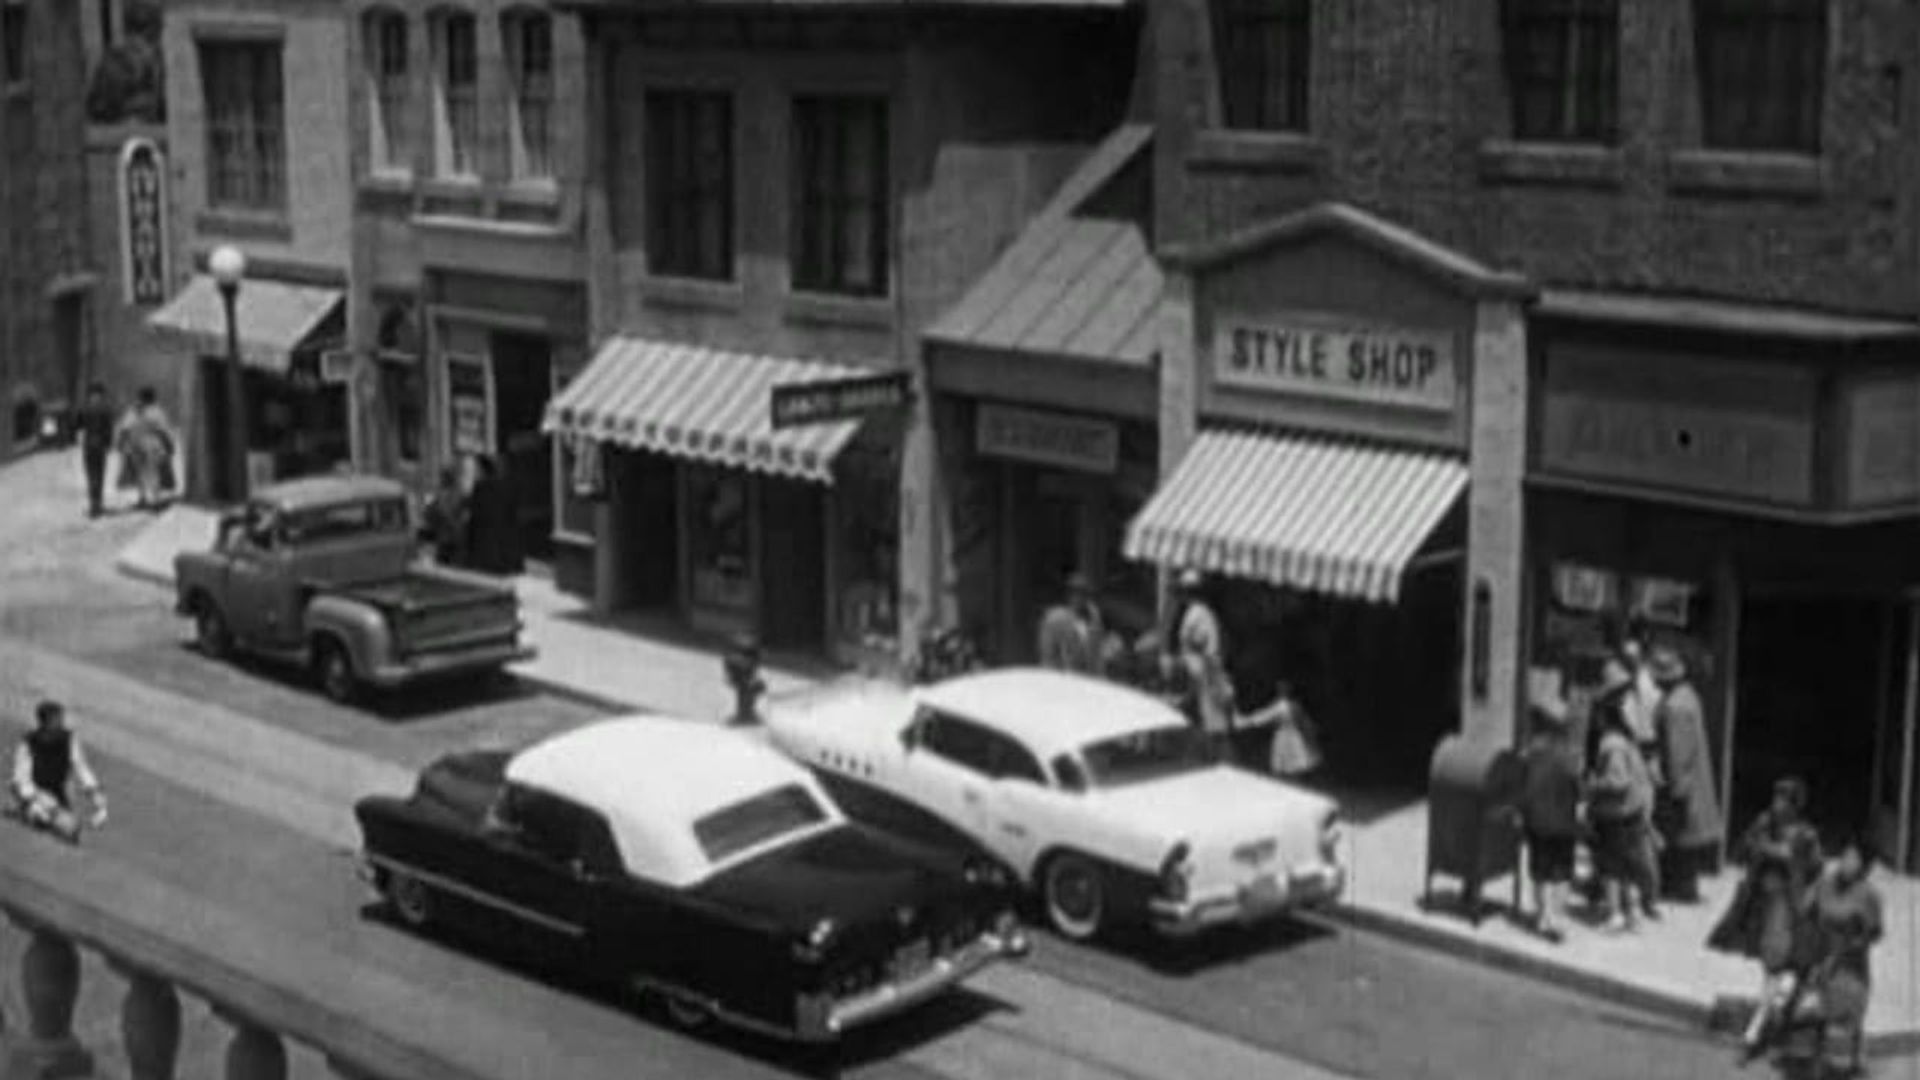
[[975, 403, 1119, 475], [119, 138, 169, 306], [1845, 376, 1920, 506], [1539, 394, 1814, 505], [771, 372, 912, 429], [1212, 317, 1458, 413]]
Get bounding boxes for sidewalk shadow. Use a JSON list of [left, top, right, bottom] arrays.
[[1296, 781, 1423, 827], [549, 607, 849, 685], [177, 641, 543, 723], [1103, 915, 1338, 978]]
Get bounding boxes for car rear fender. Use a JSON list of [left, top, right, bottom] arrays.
[[303, 595, 391, 674]]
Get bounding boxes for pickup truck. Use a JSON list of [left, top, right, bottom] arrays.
[[174, 474, 536, 704]]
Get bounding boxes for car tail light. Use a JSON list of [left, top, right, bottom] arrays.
[[1157, 841, 1194, 902], [963, 856, 1009, 889], [793, 917, 836, 963], [1319, 812, 1344, 864]]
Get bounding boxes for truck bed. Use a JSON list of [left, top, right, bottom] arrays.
[[328, 568, 520, 657], [332, 571, 502, 612]]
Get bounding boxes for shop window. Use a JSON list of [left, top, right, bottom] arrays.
[[502, 9, 553, 181], [791, 95, 888, 297], [200, 39, 286, 212], [1694, 0, 1826, 153], [3, 0, 27, 90], [687, 465, 752, 614], [363, 8, 412, 174], [430, 9, 478, 177], [836, 447, 899, 649], [646, 89, 734, 280], [1210, 0, 1311, 132], [1502, 0, 1618, 143]]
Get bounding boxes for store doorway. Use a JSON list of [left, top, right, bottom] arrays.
[[490, 333, 554, 560], [1734, 593, 1885, 844]]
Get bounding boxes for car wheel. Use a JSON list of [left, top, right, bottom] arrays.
[[194, 600, 232, 660], [1042, 852, 1107, 941], [313, 639, 358, 704], [386, 869, 432, 928], [662, 992, 713, 1030]]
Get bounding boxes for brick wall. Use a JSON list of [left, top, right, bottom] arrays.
[[1154, 0, 1919, 317]]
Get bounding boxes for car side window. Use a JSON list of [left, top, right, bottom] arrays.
[[986, 732, 1047, 785], [919, 712, 998, 775], [501, 785, 584, 866]]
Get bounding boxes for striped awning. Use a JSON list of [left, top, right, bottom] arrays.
[[1124, 429, 1469, 604], [541, 336, 870, 484], [146, 275, 343, 373]]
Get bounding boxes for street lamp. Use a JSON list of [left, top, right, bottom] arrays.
[[209, 244, 248, 503]]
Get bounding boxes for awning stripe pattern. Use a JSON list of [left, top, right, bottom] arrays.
[[1123, 429, 1469, 604], [542, 336, 870, 484], [145, 275, 343, 373]]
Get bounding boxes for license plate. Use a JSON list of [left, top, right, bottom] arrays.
[[1238, 874, 1283, 910], [890, 940, 931, 980]]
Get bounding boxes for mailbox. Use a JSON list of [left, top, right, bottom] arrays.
[[1424, 734, 1524, 924]]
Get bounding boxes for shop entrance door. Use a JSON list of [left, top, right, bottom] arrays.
[[758, 479, 826, 651], [199, 358, 239, 502], [489, 333, 554, 559], [1871, 600, 1918, 872], [1734, 593, 1885, 844], [1005, 469, 1088, 663]]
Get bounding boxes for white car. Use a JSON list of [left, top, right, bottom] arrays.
[[765, 668, 1346, 941]]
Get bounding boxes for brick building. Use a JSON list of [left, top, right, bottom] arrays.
[[147, 0, 353, 502], [541, 0, 1137, 663], [1107, 0, 1920, 867], [0, 0, 94, 458]]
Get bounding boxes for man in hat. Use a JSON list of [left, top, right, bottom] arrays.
[[1586, 660, 1662, 930], [1650, 645, 1721, 902], [1517, 696, 1582, 942], [1174, 570, 1236, 753], [11, 700, 108, 842], [1037, 572, 1105, 675]]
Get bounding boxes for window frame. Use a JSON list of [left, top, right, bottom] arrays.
[[363, 8, 412, 176], [430, 9, 480, 179], [2, 0, 28, 92], [1693, 0, 1828, 154], [789, 94, 890, 298], [1501, 0, 1620, 145], [644, 87, 736, 282], [502, 8, 554, 183], [1209, 0, 1312, 133], [199, 38, 288, 214]]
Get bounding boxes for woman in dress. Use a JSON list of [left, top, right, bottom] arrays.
[[1803, 830, 1884, 1078], [1708, 776, 1822, 1062], [114, 386, 176, 510]]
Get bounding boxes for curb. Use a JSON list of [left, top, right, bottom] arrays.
[[505, 665, 650, 718]]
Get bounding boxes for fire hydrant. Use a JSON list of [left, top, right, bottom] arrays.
[[723, 634, 766, 726]]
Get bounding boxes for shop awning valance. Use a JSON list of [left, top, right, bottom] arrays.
[[1123, 429, 1469, 604], [541, 336, 870, 484], [146, 275, 343, 373]]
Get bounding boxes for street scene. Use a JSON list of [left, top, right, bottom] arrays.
[[4, 0, 1920, 1077]]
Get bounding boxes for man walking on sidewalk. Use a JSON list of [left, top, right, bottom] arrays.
[[76, 382, 116, 518]]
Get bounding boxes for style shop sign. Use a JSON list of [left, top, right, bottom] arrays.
[[1213, 317, 1458, 412]]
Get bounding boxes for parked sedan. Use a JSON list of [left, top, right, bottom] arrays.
[[765, 668, 1346, 942], [354, 716, 1028, 1041]]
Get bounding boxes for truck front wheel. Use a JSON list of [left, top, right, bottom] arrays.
[[312, 638, 359, 705], [193, 599, 232, 660]]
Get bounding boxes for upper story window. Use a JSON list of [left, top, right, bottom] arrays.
[[363, 9, 411, 174], [431, 10, 479, 178], [200, 39, 286, 212], [646, 89, 733, 281], [3, 0, 29, 91], [1503, 0, 1618, 143], [791, 95, 888, 298], [1210, 0, 1310, 132], [503, 9, 553, 181], [1695, 0, 1827, 153]]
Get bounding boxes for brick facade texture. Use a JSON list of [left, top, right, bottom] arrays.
[[1153, 0, 1919, 318]]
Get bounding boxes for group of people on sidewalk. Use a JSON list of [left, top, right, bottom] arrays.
[[416, 454, 526, 576], [74, 381, 179, 517], [1513, 633, 1884, 1076]]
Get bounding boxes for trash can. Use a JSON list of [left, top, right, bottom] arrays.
[[1424, 734, 1524, 924]]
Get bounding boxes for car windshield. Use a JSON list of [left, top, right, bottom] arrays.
[[692, 783, 830, 863], [1078, 725, 1215, 787]]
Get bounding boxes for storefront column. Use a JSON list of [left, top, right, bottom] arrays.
[[899, 386, 941, 656], [1462, 297, 1529, 749], [1155, 268, 1199, 626]]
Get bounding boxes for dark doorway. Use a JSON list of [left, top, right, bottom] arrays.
[[490, 333, 554, 560], [620, 451, 678, 610], [758, 478, 826, 651], [199, 358, 238, 503], [52, 294, 86, 405], [1734, 593, 1884, 844]]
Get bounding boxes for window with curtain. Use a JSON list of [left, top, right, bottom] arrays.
[[364, 9, 411, 173], [791, 95, 888, 297], [1694, 0, 1827, 153], [646, 89, 734, 280], [433, 10, 478, 176], [1210, 0, 1311, 132], [503, 10, 553, 180], [200, 39, 286, 211], [1503, 0, 1618, 143]]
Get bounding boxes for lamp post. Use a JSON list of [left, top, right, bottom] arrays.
[[209, 245, 248, 503]]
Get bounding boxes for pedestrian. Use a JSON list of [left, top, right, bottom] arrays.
[[1244, 678, 1321, 780], [1585, 672, 1662, 933], [1802, 830, 1884, 1078], [1617, 631, 1665, 784], [464, 454, 525, 576], [10, 701, 109, 844], [1174, 569, 1236, 758], [421, 461, 470, 566], [723, 634, 766, 727], [1650, 645, 1722, 902], [1517, 699, 1583, 943], [75, 382, 117, 518], [1036, 572, 1104, 675], [1710, 776, 1824, 1063], [114, 386, 176, 510]]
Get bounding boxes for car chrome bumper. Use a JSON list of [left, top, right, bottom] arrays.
[[796, 927, 1028, 1042], [1149, 862, 1347, 937], [364, 642, 537, 689]]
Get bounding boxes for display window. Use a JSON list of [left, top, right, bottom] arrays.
[[834, 446, 900, 650], [687, 465, 752, 614]]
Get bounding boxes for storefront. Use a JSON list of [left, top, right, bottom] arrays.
[[146, 272, 348, 502], [1129, 202, 1536, 789], [1526, 299, 1920, 871], [544, 336, 903, 663]]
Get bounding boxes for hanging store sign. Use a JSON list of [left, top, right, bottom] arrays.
[[771, 372, 912, 429], [1627, 576, 1695, 629], [1211, 316, 1458, 413], [975, 403, 1119, 474], [1550, 562, 1619, 614], [119, 137, 169, 306]]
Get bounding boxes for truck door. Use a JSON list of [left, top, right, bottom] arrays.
[[223, 513, 287, 646]]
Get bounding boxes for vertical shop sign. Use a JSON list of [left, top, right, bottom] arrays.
[[446, 354, 493, 457], [119, 137, 169, 305]]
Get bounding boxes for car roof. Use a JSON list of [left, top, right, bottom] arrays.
[[914, 667, 1190, 758], [253, 474, 407, 513], [505, 716, 840, 886]]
